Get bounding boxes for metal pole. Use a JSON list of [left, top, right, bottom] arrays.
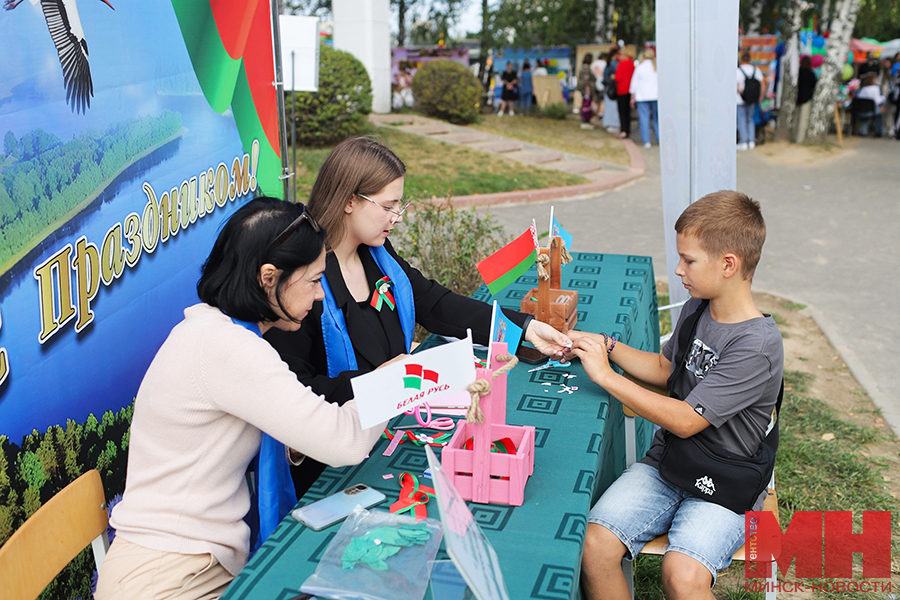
[[291, 51, 297, 203], [270, 0, 293, 201], [689, 0, 696, 207]]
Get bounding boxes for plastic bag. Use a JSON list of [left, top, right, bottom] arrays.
[[300, 507, 443, 600]]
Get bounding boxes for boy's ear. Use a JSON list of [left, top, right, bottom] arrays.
[[722, 253, 740, 278]]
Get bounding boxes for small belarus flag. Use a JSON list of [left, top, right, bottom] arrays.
[[476, 227, 539, 295]]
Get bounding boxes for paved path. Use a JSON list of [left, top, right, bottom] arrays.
[[369, 114, 644, 207], [485, 138, 900, 434]]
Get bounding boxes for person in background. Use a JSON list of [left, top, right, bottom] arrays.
[[737, 51, 764, 150], [264, 137, 573, 498], [615, 45, 637, 139], [879, 55, 896, 138], [891, 54, 900, 140], [578, 53, 597, 126], [855, 72, 885, 137], [603, 49, 621, 132], [794, 55, 817, 144], [591, 52, 608, 120], [857, 52, 880, 78], [498, 61, 519, 116], [533, 58, 549, 76], [630, 48, 659, 148], [480, 56, 495, 111], [96, 198, 385, 600], [519, 59, 534, 114]]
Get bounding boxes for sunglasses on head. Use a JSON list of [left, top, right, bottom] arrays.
[[267, 208, 320, 252]]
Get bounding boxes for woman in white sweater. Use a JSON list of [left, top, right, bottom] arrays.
[[629, 48, 660, 148], [96, 197, 386, 600]]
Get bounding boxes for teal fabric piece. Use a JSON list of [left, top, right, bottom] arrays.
[[222, 252, 659, 600]]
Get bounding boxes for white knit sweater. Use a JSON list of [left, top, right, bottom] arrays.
[[110, 303, 384, 575]]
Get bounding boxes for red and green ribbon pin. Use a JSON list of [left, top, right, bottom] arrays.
[[370, 276, 396, 311], [389, 472, 436, 520]]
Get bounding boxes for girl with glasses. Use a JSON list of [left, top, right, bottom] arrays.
[[265, 137, 572, 498]]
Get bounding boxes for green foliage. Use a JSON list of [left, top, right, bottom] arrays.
[[0, 402, 134, 599], [3, 131, 17, 159], [493, 0, 597, 48], [288, 45, 372, 147], [854, 0, 900, 43], [539, 102, 569, 120], [0, 112, 182, 269], [410, 60, 482, 124], [393, 202, 507, 298]]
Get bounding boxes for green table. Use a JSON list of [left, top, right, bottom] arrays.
[[223, 252, 660, 600]]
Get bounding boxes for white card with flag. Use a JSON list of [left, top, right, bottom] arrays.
[[350, 334, 477, 429]]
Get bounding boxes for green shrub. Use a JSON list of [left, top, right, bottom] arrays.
[[288, 45, 372, 146], [539, 102, 569, 120], [410, 60, 482, 124], [393, 201, 507, 298]]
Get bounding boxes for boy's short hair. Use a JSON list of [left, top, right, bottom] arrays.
[[675, 190, 766, 280]]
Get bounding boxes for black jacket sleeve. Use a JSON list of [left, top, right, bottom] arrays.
[[383, 241, 532, 347], [263, 303, 362, 405]]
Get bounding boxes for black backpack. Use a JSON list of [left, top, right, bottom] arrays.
[[740, 66, 761, 104]]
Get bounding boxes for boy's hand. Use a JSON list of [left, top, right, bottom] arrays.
[[525, 320, 573, 358], [570, 337, 614, 386]]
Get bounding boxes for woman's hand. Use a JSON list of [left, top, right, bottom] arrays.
[[570, 337, 615, 387], [524, 320, 573, 358]]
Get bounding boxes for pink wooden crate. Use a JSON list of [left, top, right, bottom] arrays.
[[440, 343, 536, 506]]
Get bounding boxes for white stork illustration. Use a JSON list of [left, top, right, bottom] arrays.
[[4, 0, 115, 114]]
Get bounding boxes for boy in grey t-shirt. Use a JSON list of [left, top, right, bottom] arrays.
[[570, 191, 783, 600]]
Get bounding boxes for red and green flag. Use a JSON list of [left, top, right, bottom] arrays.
[[477, 224, 539, 295]]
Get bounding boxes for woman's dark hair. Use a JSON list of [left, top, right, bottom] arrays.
[[197, 197, 327, 324], [583, 53, 593, 65], [800, 55, 812, 69], [523, 59, 531, 69]]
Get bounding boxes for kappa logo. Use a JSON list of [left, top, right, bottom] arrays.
[[403, 364, 439, 390], [695, 475, 716, 496]]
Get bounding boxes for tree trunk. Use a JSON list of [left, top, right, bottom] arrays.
[[775, 0, 803, 141], [606, 0, 616, 43], [821, 0, 832, 32], [631, 0, 643, 47], [477, 0, 490, 96], [398, 0, 407, 46], [804, 0, 861, 144], [747, 0, 765, 35], [595, 0, 607, 43]]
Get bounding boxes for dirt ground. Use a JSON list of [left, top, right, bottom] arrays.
[[714, 290, 900, 598]]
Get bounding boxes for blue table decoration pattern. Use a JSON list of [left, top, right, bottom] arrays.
[[222, 253, 659, 600]]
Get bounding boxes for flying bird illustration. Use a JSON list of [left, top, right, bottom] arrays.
[[4, 0, 115, 114]]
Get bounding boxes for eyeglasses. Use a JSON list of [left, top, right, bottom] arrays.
[[268, 208, 321, 252], [357, 193, 412, 217]]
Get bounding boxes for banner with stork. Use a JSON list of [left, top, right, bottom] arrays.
[[0, 0, 282, 592]]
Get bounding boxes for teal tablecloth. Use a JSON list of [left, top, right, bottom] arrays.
[[222, 252, 659, 600]]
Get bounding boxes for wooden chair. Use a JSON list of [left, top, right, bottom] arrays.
[[0, 470, 110, 600], [621, 408, 779, 600]]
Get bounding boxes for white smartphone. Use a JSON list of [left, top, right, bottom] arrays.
[[290, 483, 386, 531]]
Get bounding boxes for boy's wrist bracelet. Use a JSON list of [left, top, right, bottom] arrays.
[[607, 336, 617, 355]]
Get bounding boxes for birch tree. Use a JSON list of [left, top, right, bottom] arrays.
[[747, 0, 765, 34], [804, 0, 861, 144], [775, 0, 803, 141], [595, 0, 607, 43]]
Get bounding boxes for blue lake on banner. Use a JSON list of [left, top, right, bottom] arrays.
[[0, 94, 250, 443]]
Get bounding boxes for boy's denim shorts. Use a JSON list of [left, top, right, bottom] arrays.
[[588, 462, 746, 582]]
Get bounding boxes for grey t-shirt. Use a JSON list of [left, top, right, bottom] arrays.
[[642, 297, 784, 469]]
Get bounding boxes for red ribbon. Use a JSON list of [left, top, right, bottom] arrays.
[[389, 472, 436, 520]]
